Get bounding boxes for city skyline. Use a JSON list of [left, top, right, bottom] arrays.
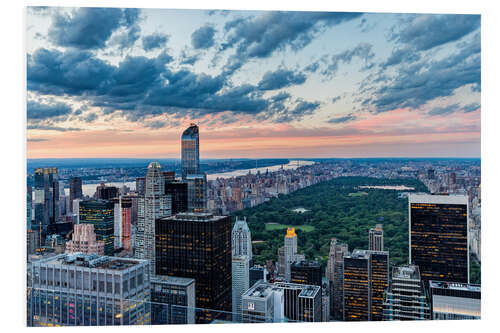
[[26, 8, 480, 159]]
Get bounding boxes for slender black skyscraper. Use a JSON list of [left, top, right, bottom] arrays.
[[69, 177, 83, 213], [181, 124, 200, 179]]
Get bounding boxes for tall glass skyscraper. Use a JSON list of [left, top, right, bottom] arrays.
[[409, 194, 469, 284], [34, 167, 59, 238], [79, 200, 115, 256], [181, 124, 200, 179]]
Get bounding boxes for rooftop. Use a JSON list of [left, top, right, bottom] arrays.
[[160, 212, 228, 222], [393, 265, 420, 280], [150, 275, 195, 287], [36, 253, 145, 271], [409, 193, 468, 205], [429, 280, 481, 293]]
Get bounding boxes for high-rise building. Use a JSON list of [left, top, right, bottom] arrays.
[[27, 229, 40, 255], [181, 124, 200, 179], [249, 265, 267, 288], [383, 265, 430, 321], [136, 177, 146, 196], [136, 162, 172, 276], [186, 174, 207, 212], [27, 253, 151, 327], [155, 212, 232, 323], [325, 238, 348, 320], [112, 198, 122, 249], [369, 224, 384, 251], [27, 185, 33, 230], [69, 177, 83, 213], [95, 183, 119, 200], [343, 249, 389, 321], [34, 167, 59, 238], [65, 224, 105, 255], [274, 282, 322, 322], [232, 255, 250, 322], [79, 200, 114, 255], [242, 281, 284, 323], [165, 181, 188, 214], [283, 228, 305, 282], [321, 286, 330, 322], [121, 197, 132, 252], [232, 216, 252, 261], [429, 280, 480, 320], [72, 199, 81, 224], [409, 194, 469, 284], [150, 275, 196, 325], [290, 260, 322, 287]]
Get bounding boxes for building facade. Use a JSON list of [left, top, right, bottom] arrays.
[[27, 253, 151, 327], [34, 167, 59, 238], [181, 124, 200, 179], [242, 281, 284, 323], [65, 224, 104, 255], [325, 238, 348, 320], [69, 177, 83, 213], [150, 275, 195, 325], [369, 224, 384, 251], [429, 281, 480, 320], [383, 265, 430, 321], [231, 216, 253, 260], [155, 212, 232, 323], [79, 200, 114, 256], [232, 255, 250, 322], [409, 194, 469, 284], [186, 174, 207, 212], [290, 260, 322, 287], [274, 282, 322, 322]]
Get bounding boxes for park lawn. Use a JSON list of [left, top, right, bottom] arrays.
[[265, 223, 315, 232]]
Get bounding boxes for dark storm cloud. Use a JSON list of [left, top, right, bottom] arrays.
[[27, 46, 322, 124], [427, 104, 460, 116], [390, 14, 480, 51], [191, 25, 216, 49], [365, 33, 480, 113], [257, 69, 306, 90], [220, 11, 363, 74], [142, 33, 169, 51], [48, 8, 140, 50], [328, 114, 357, 123], [27, 100, 73, 120]]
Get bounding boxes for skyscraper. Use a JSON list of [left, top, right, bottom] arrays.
[[69, 177, 83, 213], [164, 181, 188, 214], [79, 200, 114, 255], [383, 265, 430, 321], [34, 167, 59, 238], [232, 255, 250, 322], [343, 249, 389, 321], [155, 212, 232, 323], [274, 282, 322, 322], [242, 281, 284, 323], [186, 174, 207, 212], [95, 183, 119, 200], [121, 197, 132, 252], [232, 216, 253, 260], [150, 275, 196, 325], [409, 194, 469, 284], [290, 260, 322, 287], [181, 123, 200, 179], [283, 228, 305, 282], [369, 224, 384, 251], [27, 185, 32, 230], [136, 162, 172, 276], [325, 238, 348, 320], [113, 198, 122, 249]]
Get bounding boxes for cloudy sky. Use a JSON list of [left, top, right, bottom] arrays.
[[26, 7, 481, 159]]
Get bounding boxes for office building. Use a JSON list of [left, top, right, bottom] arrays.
[[79, 200, 114, 256], [274, 282, 322, 322], [65, 224, 104, 255], [181, 123, 200, 179], [429, 281, 480, 320], [72, 199, 81, 224], [27, 229, 40, 255], [283, 228, 305, 282], [186, 174, 207, 212], [322, 287, 330, 322], [290, 260, 322, 287], [27, 253, 151, 326], [136, 162, 172, 276], [242, 281, 284, 323], [136, 177, 145, 196], [150, 275, 196, 325], [165, 181, 188, 214], [27, 185, 32, 230], [113, 198, 122, 249], [249, 265, 267, 288], [121, 197, 132, 252], [343, 249, 389, 321], [383, 265, 430, 321], [69, 177, 83, 213], [369, 224, 384, 251], [232, 255, 250, 322], [34, 167, 59, 238], [409, 194, 469, 284], [232, 216, 252, 260], [326, 237, 348, 320], [155, 212, 232, 323], [95, 183, 119, 200]]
